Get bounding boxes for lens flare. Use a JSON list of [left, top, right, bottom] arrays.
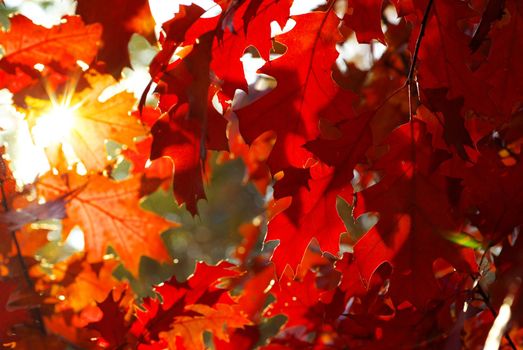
[[32, 104, 76, 146]]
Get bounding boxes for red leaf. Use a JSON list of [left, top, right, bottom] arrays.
[[461, 149, 523, 242], [266, 114, 371, 275], [0, 278, 31, 342], [0, 15, 101, 93], [131, 261, 247, 349], [344, 0, 385, 43], [354, 121, 477, 307], [474, 0, 523, 120], [420, 88, 473, 160], [213, 0, 292, 96], [469, 0, 506, 51], [237, 10, 357, 174], [87, 290, 129, 348], [76, 0, 155, 74], [150, 105, 205, 215]]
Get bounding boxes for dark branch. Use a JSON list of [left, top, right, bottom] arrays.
[[0, 179, 46, 335], [406, 0, 434, 84]]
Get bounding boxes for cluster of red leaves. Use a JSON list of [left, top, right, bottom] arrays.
[[1, 0, 523, 349]]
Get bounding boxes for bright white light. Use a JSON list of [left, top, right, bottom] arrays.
[[3, 0, 76, 28], [338, 34, 387, 72], [484, 297, 513, 350], [76, 60, 90, 71], [0, 89, 50, 184], [290, 0, 327, 15], [32, 105, 76, 147], [34, 63, 45, 72], [149, 0, 221, 37], [65, 226, 85, 252]]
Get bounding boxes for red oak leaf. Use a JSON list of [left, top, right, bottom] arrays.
[[236, 9, 357, 174], [344, 0, 385, 43], [213, 0, 292, 96], [475, 0, 523, 120], [469, 0, 506, 51], [131, 261, 245, 349], [461, 149, 523, 242], [354, 121, 477, 307], [150, 105, 206, 215], [87, 290, 129, 349], [150, 33, 228, 214], [420, 88, 473, 160], [123, 136, 174, 196], [265, 113, 371, 275], [415, 0, 500, 119], [76, 0, 155, 74]]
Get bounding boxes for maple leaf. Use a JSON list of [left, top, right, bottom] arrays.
[[0, 15, 101, 68], [45, 255, 119, 312], [27, 71, 146, 172], [353, 121, 477, 307], [37, 171, 172, 275], [0, 15, 101, 93]]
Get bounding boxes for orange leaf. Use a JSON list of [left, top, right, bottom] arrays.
[[163, 303, 251, 350], [0, 15, 101, 69], [37, 172, 172, 274], [27, 71, 146, 171]]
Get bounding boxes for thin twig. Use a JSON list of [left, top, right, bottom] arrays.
[[406, 0, 434, 85], [0, 180, 46, 335]]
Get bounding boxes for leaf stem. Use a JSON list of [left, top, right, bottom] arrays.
[[0, 179, 47, 335], [406, 0, 434, 85]]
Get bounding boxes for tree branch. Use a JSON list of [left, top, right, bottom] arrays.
[[0, 179, 46, 335]]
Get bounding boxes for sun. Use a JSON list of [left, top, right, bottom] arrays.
[[32, 103, 77, 146]]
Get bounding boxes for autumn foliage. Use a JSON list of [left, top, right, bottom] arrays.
[[0, 0, 522, 348]]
